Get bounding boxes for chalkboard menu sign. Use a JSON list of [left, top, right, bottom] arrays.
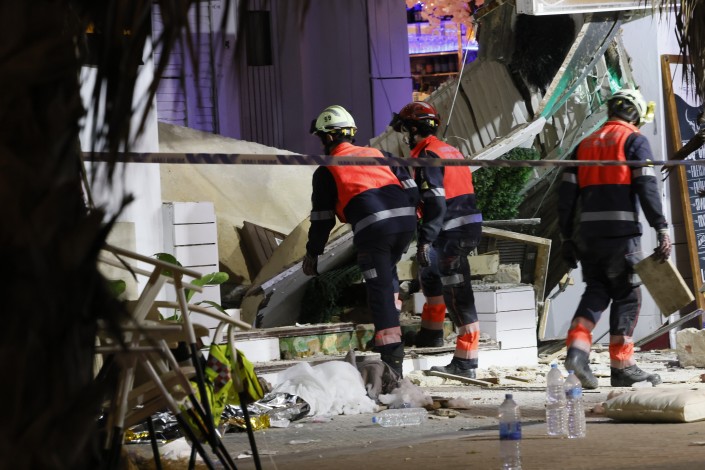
[[662, 54, 705, 313], [683, 148, 705, 282]]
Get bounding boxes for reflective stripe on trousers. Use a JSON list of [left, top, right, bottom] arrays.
[[375, 326, 402, 346], [420, 303, 446, 331], [609, 335, 636, 368], [454, 322, 479, 364], [566, 322, 593, 354]]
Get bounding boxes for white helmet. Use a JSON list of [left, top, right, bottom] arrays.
[[310, 105, 357, 136], [609, 88, 655, 125]]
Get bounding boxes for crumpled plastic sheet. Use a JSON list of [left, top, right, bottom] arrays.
[[221, 406, 271, 433], [221, 392, 310, 433], [125, 393, 311, 441], [124, 412, 182, 444], [255, 392, 311, 422]]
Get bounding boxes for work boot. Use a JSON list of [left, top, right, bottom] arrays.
[[564, 349, 599, 390], [414, 327, 444, 348], [379, 343, 405, 378], [611, 365, 662, 387], [430, 358, 476, 379]]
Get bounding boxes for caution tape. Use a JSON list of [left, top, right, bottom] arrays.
[[81, 151, 705, 168]]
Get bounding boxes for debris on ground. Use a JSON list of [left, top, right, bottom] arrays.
[[272, 361, 376, 416]]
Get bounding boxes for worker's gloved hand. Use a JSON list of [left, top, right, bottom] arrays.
[[561, 240, 579, 269], [416, 243, 432, 268], [302, 252, 319, 276], [654, 230, 672, 263]]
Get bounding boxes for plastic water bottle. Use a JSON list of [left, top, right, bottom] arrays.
[[371, 408, 427, 427], [545, 364, 567, 437], [564, 370, 586, 438], [498, 394, 522, 470]]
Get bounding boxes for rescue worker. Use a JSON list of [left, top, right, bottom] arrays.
[[390, 101, 483, 379], [558, 88, 672, 389], [303, 105, 418, 377]]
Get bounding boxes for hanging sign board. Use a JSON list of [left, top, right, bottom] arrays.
[[661, 54, 705, 316]]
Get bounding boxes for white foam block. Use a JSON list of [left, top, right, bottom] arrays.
[[479, 309, 537, 340], [474, 286, 535, 314], [233, 337, 281, 363]]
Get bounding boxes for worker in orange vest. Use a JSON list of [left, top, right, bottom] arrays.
[[390, 101, 483, 379], [303, 105, 418, 377], [558, 88, 671, 388]]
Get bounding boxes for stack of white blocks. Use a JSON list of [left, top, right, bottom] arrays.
[[162, 201, 222, 331], [475, 284, 538, 367]]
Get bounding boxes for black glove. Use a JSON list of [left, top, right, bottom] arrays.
[[654, 230, 672, 263], [302, 253, 319, 276], [561, 240, 579, 269], [416, 243, 432, 268]]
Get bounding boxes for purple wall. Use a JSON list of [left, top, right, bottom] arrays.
[[154, 0, 412, 154], [366, 1, 414, 137], [153, 2, 222, 133]]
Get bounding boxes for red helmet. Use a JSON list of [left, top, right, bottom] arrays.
[[390, 101, 440, 132]]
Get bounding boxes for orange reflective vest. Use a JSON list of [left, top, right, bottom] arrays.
[[573, 120, 643, 235], [411, 136, 475, 198], [327, 142, 402, 223], [577, 120, 638, 188]]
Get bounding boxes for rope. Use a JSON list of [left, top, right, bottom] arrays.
[[82, 152, 705, 168]]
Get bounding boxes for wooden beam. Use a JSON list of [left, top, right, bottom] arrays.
[[482, 226, 552, 306], [426, 370, 497, 387]]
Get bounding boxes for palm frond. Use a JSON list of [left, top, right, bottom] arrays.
[[654, 0, 705, 102]]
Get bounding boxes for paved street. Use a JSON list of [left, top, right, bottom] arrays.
[[126, 350, 705, 469]]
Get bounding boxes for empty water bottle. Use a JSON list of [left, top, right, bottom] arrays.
[[371, 407, 427, 427], [498, 394, 522, 470], [564, 370, 586, 438], [545, 363, 567, 437]]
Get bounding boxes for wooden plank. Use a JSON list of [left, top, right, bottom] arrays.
[[232, 322, 356, 340], [634, 309, 704, 347], [241, 221, 268, 273], [537, 298, 551, 341], [482, 226, 551, 309], [505, 375, 532, 383], [240, 221, 287, 278], [539, 346, 566, 365], [482, 226, 551, 247], [426, 370, 497, 387], [662, 54, 705, 327]]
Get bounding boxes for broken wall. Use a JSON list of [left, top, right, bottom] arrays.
[[158, 122, 314, 284]]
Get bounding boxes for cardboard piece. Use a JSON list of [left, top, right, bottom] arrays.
[[633, 256, 695, 316]]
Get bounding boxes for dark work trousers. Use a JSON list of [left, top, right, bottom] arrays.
[[574, 236, 642, 336], [420, 235, 481, 329], [356, 231, 414, 349]]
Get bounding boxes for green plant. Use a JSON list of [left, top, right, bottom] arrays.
[[107, 279, 127, 298], [153, 252, 230, 320], [473, 147, 539, 220]]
